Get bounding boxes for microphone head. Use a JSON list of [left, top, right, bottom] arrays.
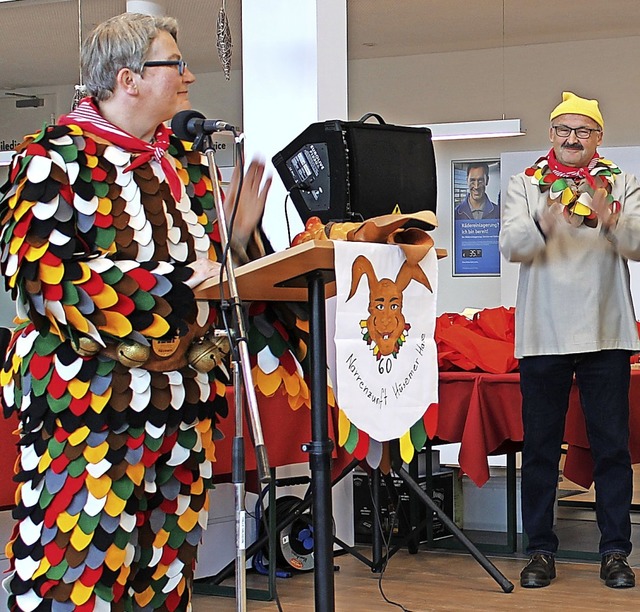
[[171, 109, 205, 141]]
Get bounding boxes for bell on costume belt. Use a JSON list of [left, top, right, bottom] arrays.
[[187, 333, 231, 373]]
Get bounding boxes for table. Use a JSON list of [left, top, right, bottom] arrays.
[[436, 371, 522, 488], [436, 369, 640, 489], [0, 390, 348, 506], [2, 367, 637, 505]]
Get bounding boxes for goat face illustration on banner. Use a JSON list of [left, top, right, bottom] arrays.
[[347, 255, 433, 360], [331, 241, 439, 443]]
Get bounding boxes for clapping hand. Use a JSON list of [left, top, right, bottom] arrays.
[[224, 158, 272, 247], [537, 201, 565, 237], [590, 187, 617, 230]]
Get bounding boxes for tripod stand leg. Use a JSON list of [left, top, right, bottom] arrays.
[[397, 467, 514, 593], [371, 469, 384, 572]]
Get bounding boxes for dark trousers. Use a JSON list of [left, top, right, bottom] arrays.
[[519, 350, 633, 557]]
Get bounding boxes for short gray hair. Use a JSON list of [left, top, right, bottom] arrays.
[[81, 12, 178, 101]]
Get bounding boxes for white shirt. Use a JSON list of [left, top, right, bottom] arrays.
[[499, 168, 640, 358]]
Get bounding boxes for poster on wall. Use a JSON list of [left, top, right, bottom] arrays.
[[452, 159, 501, 276]]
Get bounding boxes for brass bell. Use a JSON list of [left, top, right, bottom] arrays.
[[187, 335, 231, 373], [116, 341, 151, 368], [71, 336, 101, 357]]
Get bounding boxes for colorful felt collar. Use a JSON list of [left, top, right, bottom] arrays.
[[525, 149, 621, 225]]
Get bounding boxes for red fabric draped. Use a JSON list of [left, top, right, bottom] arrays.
[[436, 306, 518, 374]]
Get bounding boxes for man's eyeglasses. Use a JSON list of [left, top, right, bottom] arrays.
[[142, 59, 188, 76], [551, 125, 601, 139]]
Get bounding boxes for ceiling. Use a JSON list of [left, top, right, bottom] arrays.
[[0, 0, 639, 93]]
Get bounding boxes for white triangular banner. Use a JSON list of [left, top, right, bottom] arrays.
[[332, 241, 438, 441]]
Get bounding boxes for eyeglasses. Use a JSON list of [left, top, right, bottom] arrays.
[[551, 125, 601, 139], [142, 59, 188, 76]]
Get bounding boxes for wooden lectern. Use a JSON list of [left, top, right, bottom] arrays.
[[196, 240, 454, 610], [196, 240, 339, 612]]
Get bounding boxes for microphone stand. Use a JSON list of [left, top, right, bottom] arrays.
[[193, 130, 271, 612]]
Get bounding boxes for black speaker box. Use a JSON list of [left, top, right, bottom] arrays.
[[272, 116, 437, 225], [352, 470, 454, 543]]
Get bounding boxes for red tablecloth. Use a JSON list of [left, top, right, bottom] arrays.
[[0, 414, 18, 507], [213, 388, 345, 476], [436, 369, 640, 489], [564, 369, 640, 488], [436, 371, 522, 488]]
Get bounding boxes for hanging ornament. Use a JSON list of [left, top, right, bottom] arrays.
[[72, 0, 85, 110], [216, 1, 233, 80], [72, 84, 87, 111]]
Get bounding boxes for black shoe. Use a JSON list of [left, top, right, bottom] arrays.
[[600, 553, 635, 588], [520, 553, 556, 588]]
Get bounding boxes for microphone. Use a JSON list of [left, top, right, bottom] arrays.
[[171, 109, 234, 141]]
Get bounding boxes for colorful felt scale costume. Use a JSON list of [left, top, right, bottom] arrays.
[[0, 98, 308, 612]]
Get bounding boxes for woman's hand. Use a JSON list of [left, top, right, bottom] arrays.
[[185, 258, 222, 288], [224, 158, 272, 247]]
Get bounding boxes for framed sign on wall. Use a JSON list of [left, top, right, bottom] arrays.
[[452, 159, 501, 276]]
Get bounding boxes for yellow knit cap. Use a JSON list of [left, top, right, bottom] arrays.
[[550, 91, 604, 128]]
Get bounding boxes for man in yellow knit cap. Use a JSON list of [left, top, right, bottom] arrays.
[[500, 92, 640, 588]]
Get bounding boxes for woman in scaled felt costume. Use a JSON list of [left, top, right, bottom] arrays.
[[0, 12, 441, 611], [0, 12, 298, 612]]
